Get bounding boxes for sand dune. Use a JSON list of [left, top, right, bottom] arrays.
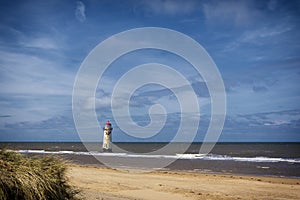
[[67, 165, 300, 200]]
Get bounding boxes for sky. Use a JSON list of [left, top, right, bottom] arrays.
[[0, 0, 299, 142]]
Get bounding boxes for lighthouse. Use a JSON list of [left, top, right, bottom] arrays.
[[102, 120, 113, 152]]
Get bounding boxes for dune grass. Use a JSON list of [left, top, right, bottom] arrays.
[[0, 149, 80, 200]]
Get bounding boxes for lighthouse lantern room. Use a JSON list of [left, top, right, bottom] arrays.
[[102, 121, 113, 152]]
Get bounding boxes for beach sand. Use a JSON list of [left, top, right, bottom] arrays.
[[67, 165, 300, 200]]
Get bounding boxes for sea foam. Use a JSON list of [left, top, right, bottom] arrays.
[[16, 150, 300, 163]]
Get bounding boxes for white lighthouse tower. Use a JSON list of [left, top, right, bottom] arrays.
[[102, 120, 113, 152]]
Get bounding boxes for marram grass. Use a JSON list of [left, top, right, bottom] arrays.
[[0, 149, 80, 200]]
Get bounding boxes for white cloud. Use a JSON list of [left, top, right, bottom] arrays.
[[223, 24, 292, 52], [75, 1, 86, 22], [84, 96, 112, 110], [0, 50, 74, 95], [141, 0, 198, 16], [264, 120, 289, 126], [0, 48, 76, 125], [240, 26, 292, 43], [21, 37, 59, 50], [203, 0, 260, 27]]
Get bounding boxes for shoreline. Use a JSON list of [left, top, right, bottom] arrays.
[[16, 152, 300, 178], [67, 162, 300, 179], [67, 164, 300, 200], [2, 142, 300, 178], [67, 163, 300, 181]]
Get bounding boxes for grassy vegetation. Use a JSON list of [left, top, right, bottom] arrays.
[[0, 149, 80, 200]]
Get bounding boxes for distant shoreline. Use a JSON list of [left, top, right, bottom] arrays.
[[13, 152, 300, 178], [2, 142, 300, 178]]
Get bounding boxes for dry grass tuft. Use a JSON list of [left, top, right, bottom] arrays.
[[0, 149, 80, 200]]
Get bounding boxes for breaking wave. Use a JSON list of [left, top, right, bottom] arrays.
[[16, 150, 300, 163]]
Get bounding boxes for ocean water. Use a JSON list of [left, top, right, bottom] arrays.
[[1, 142, 300, 177]]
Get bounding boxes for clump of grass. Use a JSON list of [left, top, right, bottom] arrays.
[[0, 149, 80, 200]]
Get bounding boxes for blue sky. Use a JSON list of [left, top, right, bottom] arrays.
[[0, 0, 299, 142]]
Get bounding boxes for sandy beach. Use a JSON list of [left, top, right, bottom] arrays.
[[67, 165, 300, 200]]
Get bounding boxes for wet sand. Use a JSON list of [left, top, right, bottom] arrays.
[[67, 165, 300, 200]]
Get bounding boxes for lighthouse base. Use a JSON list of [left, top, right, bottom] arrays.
[[102, 148, 112, 153]]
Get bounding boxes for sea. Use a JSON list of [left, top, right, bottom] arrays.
[[1, 142, 300, 178]]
